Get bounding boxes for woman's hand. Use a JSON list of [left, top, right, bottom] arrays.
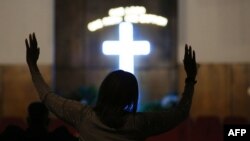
[[25, 33, 40, 66], [183, 44, 197, 81]]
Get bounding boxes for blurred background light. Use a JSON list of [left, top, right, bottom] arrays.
[[87, 6, 168, 32]]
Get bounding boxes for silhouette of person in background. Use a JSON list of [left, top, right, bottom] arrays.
[[0, 124, 25, 141], [51, 125, 78, 141], [25, 101, 52, 141], [25, 33, 197, 141]]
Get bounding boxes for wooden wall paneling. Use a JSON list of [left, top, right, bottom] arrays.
[[197, 64, 231, 119], [138, 69, 171, 103], [83, 69, 111, 88], [231, 64, 250, 121], [1, 65, 51, 118], [55, 0, 177, 99], [178, 64, 231, 120], [55, 68, 86, 97], [1, 63, 249, 120], [55, 0, 87, 96], [0, 67, 3, 117]]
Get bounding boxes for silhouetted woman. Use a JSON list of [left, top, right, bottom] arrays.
[[25, 33, 197, 141]]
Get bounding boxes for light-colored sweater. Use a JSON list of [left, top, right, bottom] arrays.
[[29, 65, 195, 141]]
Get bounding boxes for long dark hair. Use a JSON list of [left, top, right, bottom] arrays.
[[94, 70, 139, 128]]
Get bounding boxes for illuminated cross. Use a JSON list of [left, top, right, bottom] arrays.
[[102, 22, 150, 74]]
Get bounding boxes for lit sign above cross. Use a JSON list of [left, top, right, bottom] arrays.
[[102, 22, 150, 74], [88, 6, 168, 32]]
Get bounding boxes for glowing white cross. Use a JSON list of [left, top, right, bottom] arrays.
[[102, 22, 150, 74]]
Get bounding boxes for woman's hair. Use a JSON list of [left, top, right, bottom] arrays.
[[94, 70, 139, 128]]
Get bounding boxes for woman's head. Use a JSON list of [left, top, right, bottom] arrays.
[[95, 70, 139, 114]]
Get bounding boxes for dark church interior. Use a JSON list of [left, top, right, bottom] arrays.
[[0, 0, 250, 140]]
